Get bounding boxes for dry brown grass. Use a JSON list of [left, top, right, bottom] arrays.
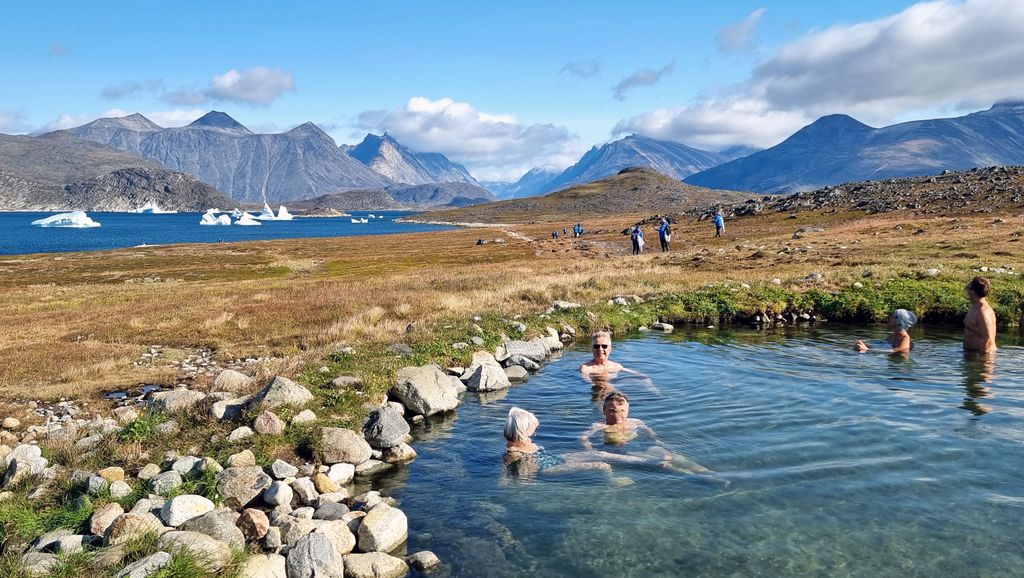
[[1, 206, 1020, 400]]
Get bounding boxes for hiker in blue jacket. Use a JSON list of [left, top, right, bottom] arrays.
[[658, 218, 671, 252]]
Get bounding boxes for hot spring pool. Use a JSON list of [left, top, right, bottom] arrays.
[[371, 326, 1024, 577]]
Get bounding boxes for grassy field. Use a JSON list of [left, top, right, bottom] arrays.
[[2, 202, 1022, 403]]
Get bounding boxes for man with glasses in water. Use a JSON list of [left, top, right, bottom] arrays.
[[581, 331, 659, 395]]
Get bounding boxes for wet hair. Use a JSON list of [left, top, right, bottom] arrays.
[[967, 276, 991, 298], [603, 391, 630, 406], [503, 407, 538, 442], [591, 331, 612, 343]]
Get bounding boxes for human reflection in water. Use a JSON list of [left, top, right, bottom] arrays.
[[962, 351, 996, 416]]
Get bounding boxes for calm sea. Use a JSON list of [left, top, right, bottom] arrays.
[[0, 211, 448, 255]]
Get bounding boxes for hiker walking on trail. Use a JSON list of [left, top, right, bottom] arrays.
[[713, 211, 725, 238], [630, 226, 645, 255], [658, 218, 671, 252]]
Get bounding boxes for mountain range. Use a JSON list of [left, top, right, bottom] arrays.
[[65, 112, 391, 203], [346, 133, 479, 186], [0, 132, 230, 211], [685, 101, 1024, 193]]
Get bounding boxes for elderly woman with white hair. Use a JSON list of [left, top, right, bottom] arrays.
[[504, 407, 540, 455], [854, 308, 918, 355]]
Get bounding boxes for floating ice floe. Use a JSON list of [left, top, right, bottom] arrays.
[[368, 213, 376, 218], [234, 212, 261, 226], [351, 217, 369, 224], [255, 203, 293, 221], [230, 208, 244, 218], [200, 212, 232, 226], [31, 211, 101, 228], [133, 200, 177, 214]]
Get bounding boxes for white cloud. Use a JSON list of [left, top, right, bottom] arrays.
[[41, 108, 205, 132], [614, 98, 811, 150], [206, 67, 295, 105], [0, 110, 29, 134], [136, 67, 296, 106], [717, 8, 767, 53], [616, 0, 1024, 149], [612, 61, 675, 100], [353, 96, 582, 181]]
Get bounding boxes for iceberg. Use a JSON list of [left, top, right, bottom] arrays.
[[255, 203, 277, 220], [234, 212, 261, 226], [351, 217, 369, 224], [200, 212, 231, 226], [31, 211, 101, 228], [230, 208, 244, 218], [255, 203, 295, 221], [368, 213, 376, 218], [133, 200, 177, 214]]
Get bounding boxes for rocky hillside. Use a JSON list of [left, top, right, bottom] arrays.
[[348, 133, 479, 186], [387, 182, 495, 208], [66, 112, 390, 203], [62, 168, 235, 212], [416, 167, 754, 223], [289, 189, 408, 212], [686, 102, 1024, 194], [0, 131, 163, 184], [716, 165, 1024, 219], [0, 132, 234, 210]]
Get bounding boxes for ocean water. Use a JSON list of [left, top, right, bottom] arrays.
[[0, 211, 449, 255], [370, 326, 1024, 577]]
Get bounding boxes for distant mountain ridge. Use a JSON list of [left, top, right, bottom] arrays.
[[541, 134, 728, 194], [348, 133, 479, 186], [417, 167, 754, 224], [685, 102, 1024, 193], [484, 167, 562, 199], [65, 112, 391, 203], [386, 182, 495, 208]]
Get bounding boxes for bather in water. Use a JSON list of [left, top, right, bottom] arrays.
[[854, 309, 917, 356]]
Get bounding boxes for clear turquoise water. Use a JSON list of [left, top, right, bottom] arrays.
[[0, 211, 450, 255], [375, 326, 1024, 577]]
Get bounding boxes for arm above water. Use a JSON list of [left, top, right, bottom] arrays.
[[580, 423, 603, 451], [616, 367, 661, 395]]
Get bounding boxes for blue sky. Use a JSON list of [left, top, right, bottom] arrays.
[[2, 0, 1021, 180]]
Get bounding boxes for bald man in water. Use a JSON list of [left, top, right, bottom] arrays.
[[964, 276, 997, 354]]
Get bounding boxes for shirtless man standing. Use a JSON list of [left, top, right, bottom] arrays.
[[964, 276, 997, 354]]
